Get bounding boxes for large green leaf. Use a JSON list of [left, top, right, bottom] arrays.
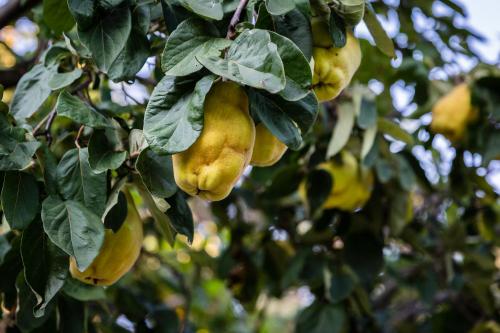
[[198, 29, 286, 94], [108, 5, 151, 82], [55, 91, 113, 129], [274, 9, 313, 60], [144, 75, 216, 154], [57, 148, 107, 216], [265, 0, 295, 15], [43, 0, 76, 33], [136, 147, 177, 198], [178, 0, 223, 20], [62, 277, 106, 301], [10, 64, 53, 120], [332, 0, 365, 26], [296, 301, 346, 333], [41, 196, 104, 271], [161, 18, 231, 76], [269, 32, 311, 101], [68, 0, 95, 27], [0, 172, 39, 230], [88, 128, 128, 173], [21, 221, 68, 318], [78, 6, 132, 72], [249, 89, 318, 150], [48, 68, 83, 90]]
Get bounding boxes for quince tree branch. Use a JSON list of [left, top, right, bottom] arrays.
[[226, 0, 249, 39]]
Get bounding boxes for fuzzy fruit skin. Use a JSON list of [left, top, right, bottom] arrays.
[[69, 190, 143, 286], [300, 151, 373, 211], [312, 32, 361, 102], [250, 124, 288, 167], [311, 19, 361, 103], [173, 81, 255, 201], [431, 83, 478, 142]]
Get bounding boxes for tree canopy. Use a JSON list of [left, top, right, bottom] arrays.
[[0, 0, 499, 332]]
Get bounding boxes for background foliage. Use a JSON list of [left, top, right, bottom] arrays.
[[0, 0, 499, 332]]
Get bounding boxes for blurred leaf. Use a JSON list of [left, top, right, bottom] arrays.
[[363, 3, 395, 57], [329, 11, 347, 48], [296, 301, 346, 333], [62, 277, 106, 301], [329, 265, 358, 303], [178, 0, 223, 20], [306, 169, 333, 216], [266, 0, 295, 15], [343, 231, 383, 283], [326, 103, 355, 158], [377, 118, 415, 146]]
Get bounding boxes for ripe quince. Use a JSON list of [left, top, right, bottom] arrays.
[[173, 81, 255, 201], [311, 17, 361, 102], [250, 123, 287, 167], [300, 151, 373, 211], [431, 83, 478, 142], [69, 190, 143, 286]]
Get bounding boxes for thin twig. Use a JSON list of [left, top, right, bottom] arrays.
[[121, 83, 142, 105], [75, 125, 84, 149], [44, 109, 57, 145], [226, 0, 249, 39]]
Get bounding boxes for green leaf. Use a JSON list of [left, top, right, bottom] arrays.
[[135, 183, 176, 247], [326, 103, 355, 158], [1, 171, 39, 230], [269, 32, 311, 101], [144, 75, 216, 154], [332, 0, 365, 26], [136, 147, 177, 198], [361, 124, 377, 159], [108, 5, 151, 82], [78, 6, 132, 72], [329, 11, 347, 48], [265, 0, 295, 15], [15, 273, 55, 332], [55, 91, 113, 129], [296, 301, 346, 333], [62, 277, 106, 301], [329, 265, 358, 303], [36, 144, 59, 195], [249, 89, 302, 150], [41, 196, 104, 271], [88, 128, 128, 173], [343, 231, 383, 283], [305, 169, 333, 216], [178, 0, 223, 20], [57, 148, 107, 216], [198, 29, 286, 94], [10, 64, 53, 120], [165, 192, 194, 243], [274, 9, 313, 60], [21, 221, 68, 317], [68, 0, 95, 27], [357, 98, 377, 129], [395, 155, 416, 191], [161, 18, 231, 76], [43, 0, 76, 33], [363, 3, 395, 57], [101, 177, 127, 230], [48, 68, 83, 90], [377, 118, 415, 146]]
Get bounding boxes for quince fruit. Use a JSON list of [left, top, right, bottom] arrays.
[[250, 123, 287, 167], [431, 83, 478, 142], [300, 151, 373, 211], [173, 81, 255, 201], [69, 190, 143, 286], [311, 18, 361, 102]]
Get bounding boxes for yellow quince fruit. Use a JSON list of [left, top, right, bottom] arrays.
[[311, 18, 361, 102], [299, 151, 373, 211], [173, 81, 255, 201], [469, 321, 500, 333], [431, 83, 478, 142], [69, 190, 143, 286], [250, 123, 287, 167]]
